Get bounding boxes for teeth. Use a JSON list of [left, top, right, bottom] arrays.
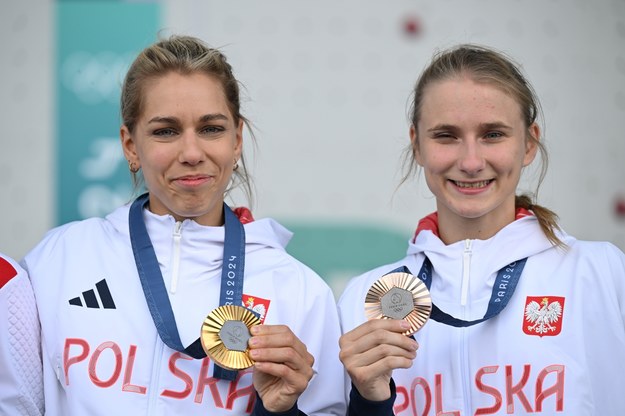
[[454, 180, 491, 188]]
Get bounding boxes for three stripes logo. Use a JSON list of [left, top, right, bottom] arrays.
[[69, 279, 116, 309]]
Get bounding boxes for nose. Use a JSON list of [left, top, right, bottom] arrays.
[[458, 140, 485, 174], [178, 130, 204, 166]]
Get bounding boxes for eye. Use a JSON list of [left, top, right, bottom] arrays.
[[200, 125, 225, 135], [153, 127, 178, 137], [432, 131, 457, 143], [484, 131, 504, 140]]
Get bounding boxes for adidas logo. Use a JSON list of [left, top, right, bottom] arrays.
[[69, 279, 116, 309]]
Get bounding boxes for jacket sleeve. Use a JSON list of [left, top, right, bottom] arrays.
[[252, 392, 308, 416], [0, 254, 44, 415], [282, 260, 347, 415], [347, 380, 396, 416]]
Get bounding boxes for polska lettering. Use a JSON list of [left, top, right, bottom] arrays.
[[393, 363, 564, 415], [63, 338, 255, 411]]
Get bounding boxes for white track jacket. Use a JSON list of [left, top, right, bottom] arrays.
[[338, 215, 625, 415], [10, 204, 346, 415]]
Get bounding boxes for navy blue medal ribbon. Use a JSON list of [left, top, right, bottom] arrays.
[[388, 256, 526, 327], [129, 192, 245, 380]]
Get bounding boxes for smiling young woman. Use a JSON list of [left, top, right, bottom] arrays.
[[338, 44, 625, 416], [411, 75, 539, 244]]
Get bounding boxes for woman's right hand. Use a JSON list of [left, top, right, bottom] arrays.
[[339, 319, 418, 401]]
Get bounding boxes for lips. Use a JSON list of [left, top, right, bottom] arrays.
[[174, 175, 212, 187]]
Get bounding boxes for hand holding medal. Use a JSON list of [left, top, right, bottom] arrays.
[[337, 268, 431, 402], [365, 269, 432, 336]]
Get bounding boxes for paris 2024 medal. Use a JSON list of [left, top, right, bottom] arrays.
[[365, 271, 432, 336], [201, 305, 261, 370]]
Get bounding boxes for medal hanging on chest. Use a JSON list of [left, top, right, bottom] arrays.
[[368, 255, 528, 330], [129, 193, 258, 380]]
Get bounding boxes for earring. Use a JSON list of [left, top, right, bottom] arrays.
[[233, 159, 239, 171], [128, 160, 139, 173]]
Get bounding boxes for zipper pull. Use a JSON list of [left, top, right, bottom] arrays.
[[461, 239, 473, 306], [171, 222, 182, 294]]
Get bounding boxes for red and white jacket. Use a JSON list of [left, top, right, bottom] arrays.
[[338, 213, 625, 415], [10, 203, 346, 415]]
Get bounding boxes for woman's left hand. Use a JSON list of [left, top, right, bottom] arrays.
[[248, 324, 314, 412]]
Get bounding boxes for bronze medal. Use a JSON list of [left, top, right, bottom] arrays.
[[365, 271, 432, 335], [201, 305, 261, 370]]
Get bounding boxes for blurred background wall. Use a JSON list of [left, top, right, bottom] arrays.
[[2, 0, 625, 297]]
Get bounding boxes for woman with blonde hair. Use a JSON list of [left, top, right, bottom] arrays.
[[11, 35, 345, 416]]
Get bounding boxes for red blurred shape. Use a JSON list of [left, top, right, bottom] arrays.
[[402, 15, 422, 38], [615, 195, 625, 218]]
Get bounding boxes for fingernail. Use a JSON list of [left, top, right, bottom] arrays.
[[250, 326, 260, 335], [249, 349, 259, 358], [400, 320, 411, 329], [248, 337, 258, 347]]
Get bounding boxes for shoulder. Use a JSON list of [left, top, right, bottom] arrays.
[[562, 237, 624, 259], [22, 207, 128, 271], [566, 238, 625, 268], [0, 253, 27, 292], [0, 252, 43, 415], [245, 218, 335, 291], [543, 238, 625, 297], [337, 258, 411, 331], [244, 218, 293, 250], [24, 219, 98, 257]]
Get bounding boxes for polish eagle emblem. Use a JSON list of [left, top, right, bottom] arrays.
[[523, 296, 565, 337], [242, 294, 270, 324]]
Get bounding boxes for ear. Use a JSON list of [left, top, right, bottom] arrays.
[[523, 122, 540, 166], [410, 124, 423, 166], [120, 125, 139, 166], [234, 119, 243, 161]]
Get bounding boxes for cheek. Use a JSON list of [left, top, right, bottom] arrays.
[[137, 147, 171, 175], [493, 153, 525, 176], [215, 142, 238, 165], [421, 152, 451, 173]]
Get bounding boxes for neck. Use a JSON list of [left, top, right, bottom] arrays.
[[146, 197, 225, 227], [437, 207, 515, 245]]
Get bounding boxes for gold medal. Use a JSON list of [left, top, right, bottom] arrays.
[[365, 271, 432, 336], [200, 305, 261, 370]]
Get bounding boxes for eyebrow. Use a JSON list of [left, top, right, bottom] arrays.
[[147, 113, 229, 124], [478, 122, 512, 130], [427, 122, 512, 132], [199, 113, 229, 122]]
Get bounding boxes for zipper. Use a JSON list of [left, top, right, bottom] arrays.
[[460, 239, 473, 413], [170, 222, 183, 294], [460, 239, 472, 306], [146, 335, 164, 413]]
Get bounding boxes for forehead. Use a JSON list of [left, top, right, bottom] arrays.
[[419, 77, 524, 126], [139, 71, 231, 119]]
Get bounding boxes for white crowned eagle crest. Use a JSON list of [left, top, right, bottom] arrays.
[[244, 297, 267, 321], [524, 297, 562, 335]]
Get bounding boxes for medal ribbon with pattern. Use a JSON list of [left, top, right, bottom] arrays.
[[391, 255, 527, 327], [129, 192, 245, 380]]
